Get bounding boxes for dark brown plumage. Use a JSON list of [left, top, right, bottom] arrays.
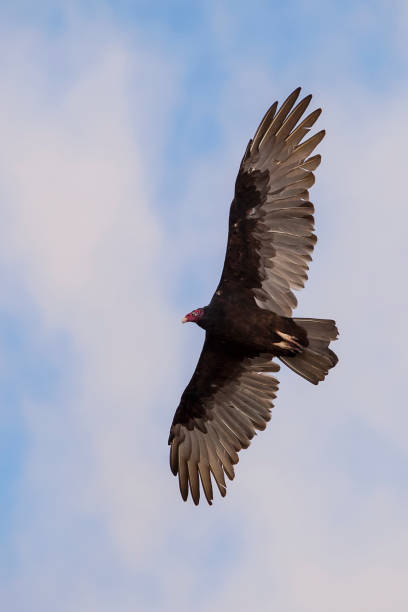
[[169, 87, 339, 505]]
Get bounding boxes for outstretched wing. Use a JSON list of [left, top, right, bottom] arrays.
[[215, 87, 323, 316], [169, 335, 279, 505]]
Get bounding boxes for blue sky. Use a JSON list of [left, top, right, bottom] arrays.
[[1, 1, 407, 611]]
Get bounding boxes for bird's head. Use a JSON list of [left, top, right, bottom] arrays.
[[181, 308, 205, 324]]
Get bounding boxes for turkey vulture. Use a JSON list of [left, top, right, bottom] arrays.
[[169, 87, 339, 505]]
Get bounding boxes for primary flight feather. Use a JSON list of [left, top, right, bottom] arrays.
[[169, 87, 339, 505]]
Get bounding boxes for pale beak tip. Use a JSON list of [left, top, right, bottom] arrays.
[[181, 317, 188, 324]]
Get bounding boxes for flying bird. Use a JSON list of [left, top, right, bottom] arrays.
[[169, 87, 339, 505]]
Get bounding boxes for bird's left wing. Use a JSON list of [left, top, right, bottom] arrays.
[[214, 87, 324, 316], [169, 334, 279, 505]]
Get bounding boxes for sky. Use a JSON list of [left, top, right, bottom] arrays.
[[0, 1, 407, 610]]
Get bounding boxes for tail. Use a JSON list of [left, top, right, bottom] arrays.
[[279, 318, 339, 385]]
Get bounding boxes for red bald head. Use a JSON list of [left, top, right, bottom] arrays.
[[181, 308, 204, 324]]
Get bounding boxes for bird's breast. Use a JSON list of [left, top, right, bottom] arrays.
[[205, 300, 286, 352]]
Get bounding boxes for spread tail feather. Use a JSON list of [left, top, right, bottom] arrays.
[[279, 318, 339, 384]]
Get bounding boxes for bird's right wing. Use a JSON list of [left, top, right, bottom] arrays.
[[215, 87, 324, 316], [169, 335, 279, 505]]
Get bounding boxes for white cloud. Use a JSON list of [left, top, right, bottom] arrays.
[[0, 16, 189, 610]]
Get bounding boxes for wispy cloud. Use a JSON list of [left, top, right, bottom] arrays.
[[0, 15, 188, 610]]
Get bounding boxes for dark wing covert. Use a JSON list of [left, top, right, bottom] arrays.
[[215, 87, 324, 316], [169, 335, 279, 505]]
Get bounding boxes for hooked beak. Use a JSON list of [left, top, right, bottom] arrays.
[[181, 317, 188, 324]]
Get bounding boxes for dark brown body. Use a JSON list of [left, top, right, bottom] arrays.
[[197, 296, 308, 356]]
